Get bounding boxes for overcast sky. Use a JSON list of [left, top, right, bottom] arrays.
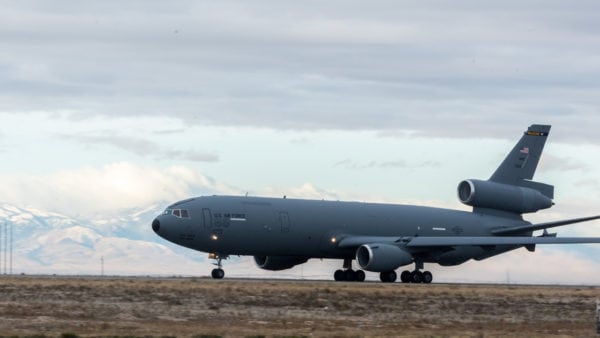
[[1, 1, 599, 282]]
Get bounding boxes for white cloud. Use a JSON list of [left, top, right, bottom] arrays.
[[0, 162, 239, 218], [261, 182, 340, 200], [61, 132, 219, 162], [2, 2, 600, 140]]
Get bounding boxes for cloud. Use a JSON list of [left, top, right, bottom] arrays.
[[62, 133, 218, 162], [537, 153, 589, 173], [573, 178, 600, 192], [1, 2, 600, 140], [0, 162, 239, 217], [334, 158, 441, 170], [262, 183, 340, 200]]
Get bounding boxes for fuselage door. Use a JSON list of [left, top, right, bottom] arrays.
[[279, 212, 290, 233], [203, 208, 213, 229]]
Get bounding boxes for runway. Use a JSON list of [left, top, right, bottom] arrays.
[[0, 275, 598, 337]]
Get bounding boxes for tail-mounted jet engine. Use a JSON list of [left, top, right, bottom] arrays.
[[355, 243, 413, 272], [254, 255, 309, 271], [458, 179, 553, 214]]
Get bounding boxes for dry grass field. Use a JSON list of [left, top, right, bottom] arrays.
[[0, 276, 599, 337]]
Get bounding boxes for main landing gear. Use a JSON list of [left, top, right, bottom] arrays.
[[209, 253, 226, 279], [333, 259, 434, 283], [334, 258, 366, 282], [399, 261, 433, 284], [379, 261, 434, 283], [399, 270, 432, 283]]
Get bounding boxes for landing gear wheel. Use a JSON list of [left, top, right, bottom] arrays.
[[344, 269, 357, 282], [379, 270, 397, 283], [211, 268, 225, 279], [400, 270, 411, 283], [422, 271, 433, 284], [410, 270, 423, 283], [334, 269, 344, 281], [209, 254, 227, 279], [355, 270, 366, 282]]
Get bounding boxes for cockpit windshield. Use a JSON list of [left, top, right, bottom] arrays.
[[163, 208, 190, 219]]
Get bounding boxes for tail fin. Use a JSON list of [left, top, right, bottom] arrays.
[[489, 124, 553, 199]]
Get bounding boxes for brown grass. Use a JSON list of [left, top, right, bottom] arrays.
[[0, 276, 598, 337]]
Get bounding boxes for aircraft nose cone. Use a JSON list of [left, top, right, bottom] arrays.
[[152, 218, 160, 233]]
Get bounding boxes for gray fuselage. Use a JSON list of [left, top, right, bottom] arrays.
[[153, 195, 528, 266]]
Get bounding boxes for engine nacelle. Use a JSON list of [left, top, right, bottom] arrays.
[[457, 179, 553, 214], [254, 255, 308, 271], [355, 243, 413, 272]]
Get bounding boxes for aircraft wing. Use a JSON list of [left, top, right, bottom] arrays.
[[491, 215, 600, 235], [336, 235, 600, 249], [337, 236, 404, 248], [406, 236, 600, 247]]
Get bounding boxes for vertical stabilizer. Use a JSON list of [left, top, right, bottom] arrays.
[[490, 124, 551, 187]]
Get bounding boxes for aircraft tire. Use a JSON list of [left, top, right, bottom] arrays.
[[334, 269, 344, 281], [344, 269, 357, 282], [410, 271, 423, 283], [355, 270, 366, 282], [211, 268, 225, 279], [400, 270, 411, 283], [380, 271, 397, 283], [422, 271, 433, 284]]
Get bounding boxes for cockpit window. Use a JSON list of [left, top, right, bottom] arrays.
[[168, 208, 190, 219]]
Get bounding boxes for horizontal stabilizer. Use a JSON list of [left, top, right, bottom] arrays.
[[492, 215, 600, 235], [407, 236, 600, 247]]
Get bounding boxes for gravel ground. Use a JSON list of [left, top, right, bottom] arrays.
[[0, 276, 599, 337]]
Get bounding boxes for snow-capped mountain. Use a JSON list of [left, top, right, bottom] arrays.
[[0, 203, 208, 275]]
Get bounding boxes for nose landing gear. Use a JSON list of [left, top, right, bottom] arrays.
[[209, 253, 227, 279]]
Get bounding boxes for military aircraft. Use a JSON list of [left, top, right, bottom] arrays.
[[152, 124, 600, 283]]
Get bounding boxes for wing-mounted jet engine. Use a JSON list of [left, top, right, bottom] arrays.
[[355, 244, 414, 282]]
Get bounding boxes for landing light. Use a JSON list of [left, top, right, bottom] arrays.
[[331, 237, 337, 243], [211, 234, 219, 241]]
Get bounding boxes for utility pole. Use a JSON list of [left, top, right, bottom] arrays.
[[0, 222, 3, 274], [4, 222, 7, 275], [4, 222, 8, 275], [101, 256, 104, 277], [10, 222, 13, 275]]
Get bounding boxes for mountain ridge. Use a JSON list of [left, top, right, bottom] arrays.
[[0, 203, 208, 275]]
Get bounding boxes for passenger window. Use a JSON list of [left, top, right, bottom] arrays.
[[181, 210, 189, 218], [173, 209, 181, 217]]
